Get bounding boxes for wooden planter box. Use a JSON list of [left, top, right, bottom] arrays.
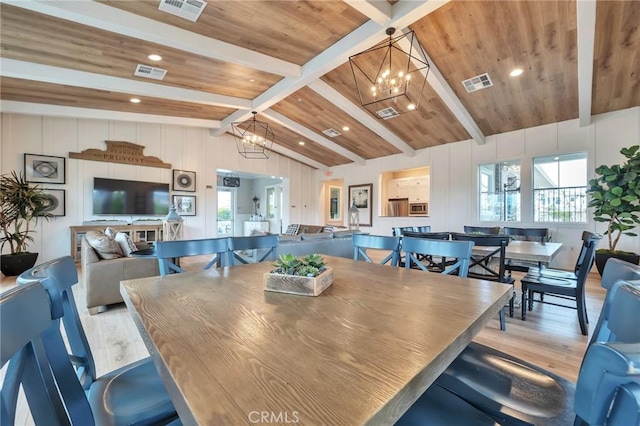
[[264, 267, 334, 296]]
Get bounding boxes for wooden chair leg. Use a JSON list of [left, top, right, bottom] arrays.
[[521, 288, 527, 320], [508, 293, 514, 318], [577, 294, 588, 336], [499, 309, 506, 331], [528, 289, 534, 311]]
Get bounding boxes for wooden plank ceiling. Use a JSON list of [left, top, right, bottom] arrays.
[[1, 0, 638, 170]]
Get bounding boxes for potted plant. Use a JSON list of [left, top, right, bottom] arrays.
[[1, 171, 54, 276], [587, 145, 640, 275], [264, 253, 334, 296]]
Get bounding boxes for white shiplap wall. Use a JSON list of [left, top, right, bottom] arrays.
[[0, 114, 319, 263], [323, 107, 640, 270]]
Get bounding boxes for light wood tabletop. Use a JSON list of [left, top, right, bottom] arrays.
[[121, 255, 512, 425], [472, 240, 563, 264]]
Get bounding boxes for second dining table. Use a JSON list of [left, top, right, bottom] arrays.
[[121, 255, 512, 425], [471, 240, 563, 265]]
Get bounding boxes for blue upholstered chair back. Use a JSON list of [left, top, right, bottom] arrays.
[[17, 256, 97, 389], [352, 234, 401, 266], [1, 283, 71, 425], [155, 237, 230, 275], [402, 237, 473, 277], [228, 235, 279, 265], [591, 258, 640, 345], [574, 284, 640, 425]]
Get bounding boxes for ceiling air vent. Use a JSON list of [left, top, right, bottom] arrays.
[[134, 64, 168, 80], [376, 107, 400, 120], [462, 73, 493, 93], [159, 0, 207, 22], [322, 128, 341, 138]]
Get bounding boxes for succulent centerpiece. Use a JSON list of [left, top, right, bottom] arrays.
[[264, 253, 333, 296]]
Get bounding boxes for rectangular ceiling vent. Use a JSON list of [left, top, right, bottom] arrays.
[[322, 128, 341, 138], [134, 64, 168, 80], [376, 107, 400, 120], [462, 73, 493, 93], [159, 0, 207, 22]]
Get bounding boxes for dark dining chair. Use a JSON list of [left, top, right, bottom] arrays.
[[155, 237, 230, 275], [352, 234, 401, 266], [1, 283, 67, 425], [15, 256, 177, 425], [520, 231, 600, 335], [451, 233, 515, 331], [401, 231, 451, 271], [228, 234, 279, 265], [429, 282, 640, 426], [414, 225, 431, 233], [392, 226, 417, 236], [402, 237, 473, 277], [502, 226, 549, 274], [462, 225, 501, 235]]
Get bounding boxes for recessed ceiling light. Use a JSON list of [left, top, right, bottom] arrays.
[[130, 98, 141, 103], [509, 68, 524, 77], [249, 79, 255, 82], [407, 104, 416, 110], [297, 98, 303, 102], [147, 54, 163, 61], [298, 141, 305, 145], [342, 126, 349, 131]]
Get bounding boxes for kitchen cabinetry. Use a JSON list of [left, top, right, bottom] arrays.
[[409, 178, 429, 202], [70, 224, 163, 263], [387, 179, 411, 199], [388, 177, 429, 202]]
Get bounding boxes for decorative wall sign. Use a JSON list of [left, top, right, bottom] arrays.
[[41, 189, 65, 216], [24, 154, 65, 184], [173, 195, 196, 216], [69, 141, 171, 169], [348, 183, 373, 227], [173, 170, 196, 192]]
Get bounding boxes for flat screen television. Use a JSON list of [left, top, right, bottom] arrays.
[[93, 177, 170, 215]]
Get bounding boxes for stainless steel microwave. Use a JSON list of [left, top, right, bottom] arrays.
[[409, 202, 428, 216]]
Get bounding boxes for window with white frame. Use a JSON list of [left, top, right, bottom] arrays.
[[478, 161, 521, 221], [533, 152, 587, 223]]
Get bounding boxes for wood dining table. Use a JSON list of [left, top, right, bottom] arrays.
[[120, 255, 512, 425], [472, 240, 563, 265]]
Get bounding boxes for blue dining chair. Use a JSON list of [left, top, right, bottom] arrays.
[[402, 237, 473, 277], [352, 234, 401, 266], [16, 256, 178, 425], [431, 279, 640, 426], [1, 283, 67, 425], [228, 235, 279, 265], [155, 237, 230, 275]]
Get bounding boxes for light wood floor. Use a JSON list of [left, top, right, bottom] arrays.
[[1, 256, 605, 424]]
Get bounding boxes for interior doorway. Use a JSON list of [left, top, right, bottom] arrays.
[[217, 188, 234, 235], [265, 184, 283, 235]]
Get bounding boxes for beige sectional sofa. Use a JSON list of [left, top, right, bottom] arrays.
[[82, 236, 159, 315]]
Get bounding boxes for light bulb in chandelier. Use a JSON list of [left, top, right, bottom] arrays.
[[371, 70, 411, 100]]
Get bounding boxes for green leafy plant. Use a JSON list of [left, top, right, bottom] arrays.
[[1, 171, 54, 254], [271, 253, 327, 277], [587, 145, 640, 254]]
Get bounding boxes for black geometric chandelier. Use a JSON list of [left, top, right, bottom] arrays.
[[231, 111, 274, 159], [349, 28, 430, 119]]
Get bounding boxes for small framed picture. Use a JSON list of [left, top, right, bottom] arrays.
[[24, 154, 66, 184], [172, 169, 196, 192], [41, 189, 65, 216], [173, 195, 196, 216], [348, 183, 373, 227]]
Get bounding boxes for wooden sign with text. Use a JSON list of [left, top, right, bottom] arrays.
[[69, 141, 171, 169]]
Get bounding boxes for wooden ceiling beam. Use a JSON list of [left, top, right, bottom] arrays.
[[343, 1, 392, 25], [262, 109, 367, 165], [396, 31, 485, 145], [213, 0, 448, 136], [5, 0, 301, 78], [577, 0, 597, 127], [0, 59, 251, 110], [307, 80, 415, 156], [1, 101, 220, 128]]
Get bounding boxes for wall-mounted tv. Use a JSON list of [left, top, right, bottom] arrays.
[[93, 177, 170, 215]]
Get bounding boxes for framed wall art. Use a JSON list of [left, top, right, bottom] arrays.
[[348, 183, 373, 227], [24, 154, 66, 184], [41, 189, 65, 216], [173, 195, 196, 216], [172, 169, 196, 192]]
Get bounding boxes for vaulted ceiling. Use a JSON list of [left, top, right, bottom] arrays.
[[1, 1, 638, 170]]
